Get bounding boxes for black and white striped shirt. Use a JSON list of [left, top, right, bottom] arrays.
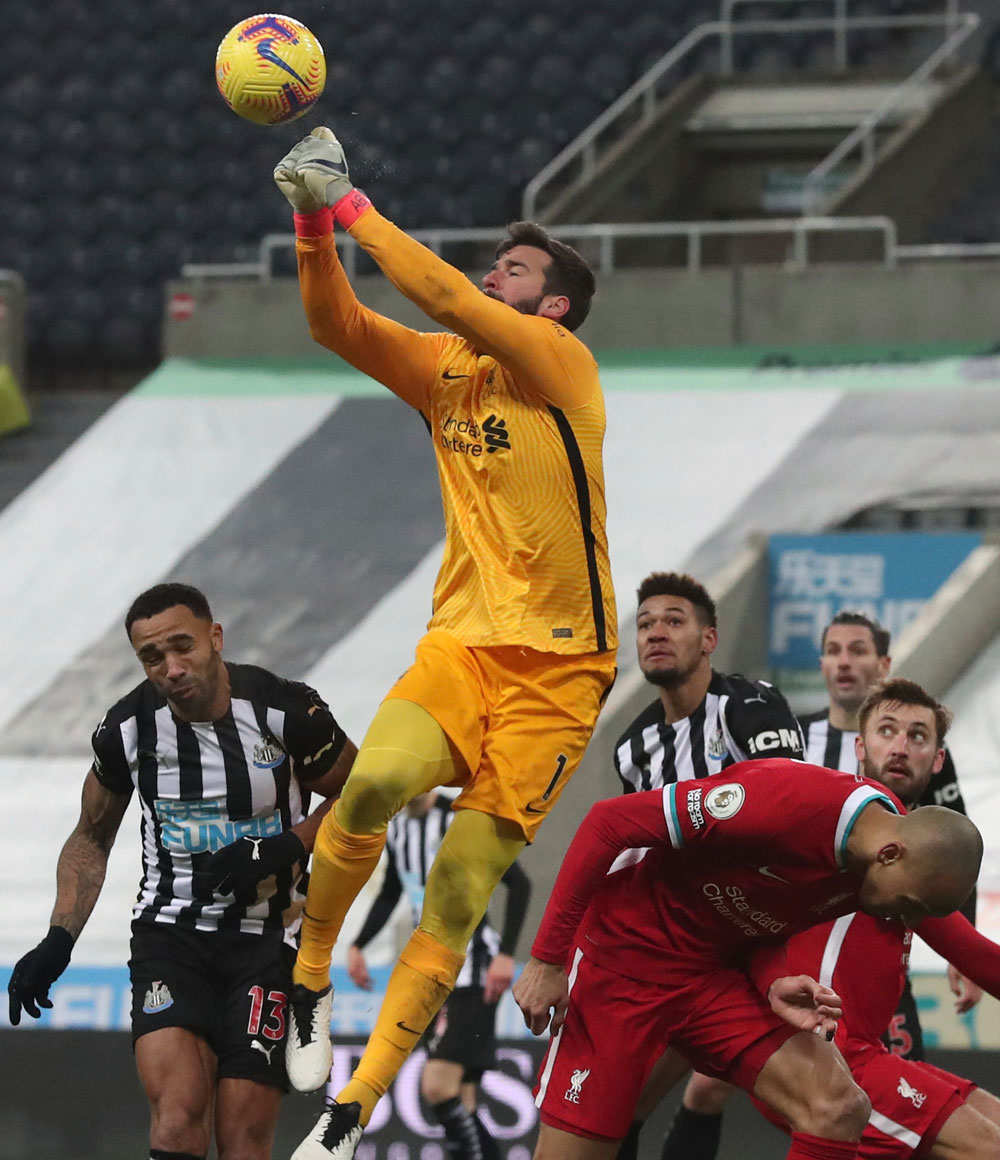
[[614, 670, 803, 792], [799, 708, 859, 773], [353, 797, 531, 988], [91, 663, 346, 940]]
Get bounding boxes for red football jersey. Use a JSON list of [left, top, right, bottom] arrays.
[[532, 760, 901, 981], [750, 908, 1000, 1051]]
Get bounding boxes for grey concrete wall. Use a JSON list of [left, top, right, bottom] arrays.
[[164, 257, 1000, 358], [831, 66, 995, 244]]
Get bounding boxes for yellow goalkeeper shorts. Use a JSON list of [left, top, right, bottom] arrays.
[[384, 629, 616, 840]]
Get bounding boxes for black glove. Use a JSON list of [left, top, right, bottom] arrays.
[[203, 831, 306, 901], [8, 926, 74, 1025]]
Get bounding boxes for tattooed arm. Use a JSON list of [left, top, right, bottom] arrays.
[[51, 767, 132, 937]]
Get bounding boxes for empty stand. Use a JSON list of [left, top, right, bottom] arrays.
[[3, 0, 997, 376]]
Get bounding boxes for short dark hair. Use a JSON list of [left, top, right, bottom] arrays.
[[125, 583, 213, 638], [858, 677, 952, 747], [496, 221, 596, 332], [636, 571, 717, 628], [821, 611, 891, 657]]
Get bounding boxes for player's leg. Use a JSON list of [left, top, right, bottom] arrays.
[[424, 1059, 482, 1160], [617, 1046, 691, 1160], [136, 1028, 216, 1158], [752, 1032, 869, 1157], [130, 925, 224, 1159], [422, 1059, 466, 1105], [535, 1124, 621, 1160], [926, 1092, 1000, 1160], [422, 987, 501, 1160], [214, 1078, 282, 1160], [535, 950, 675, 1160], [293, 631, 487, 1000], [669, 967, 866, 1160], [337, 809, 524, 1120], [213, 933, 292, 1159], [288, 697, 466, 1093], [294, 697, 464, 990], [659, 1073, 732, 1160]]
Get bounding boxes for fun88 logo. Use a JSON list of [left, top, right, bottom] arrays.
[[155, 799, 282, 854]]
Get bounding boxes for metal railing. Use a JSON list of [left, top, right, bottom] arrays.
[[800, 8, 979, 211], [720, 0, 963, 74], [181, 216, 902, 283], [522, 1, 977, 220]]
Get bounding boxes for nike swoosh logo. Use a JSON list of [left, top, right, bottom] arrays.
[[442, 371, 469, 379], [255, 39, 309, 85], [396, 1020, 421, 1035], [306, 157, 349, 176], [758, 866, 790, 883]]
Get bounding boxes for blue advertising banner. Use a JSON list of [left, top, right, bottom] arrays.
[[0, 964, 534, 1038], [768, 532, 980, 697]]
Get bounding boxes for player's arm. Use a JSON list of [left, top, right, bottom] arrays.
[[8, 768, 131, 1024], [347, 211, 598, 408], [52, 768, 131, 937], [288, 736, 357, 853], [530, 792, 672, 964], [295, 231, 445, 410], [349, 855, 404, 991], [726, 679, 804, 762], [514, 791, 672, 1033], [204, 680, 356, 899], [485, 860, 532, 1003], [274, 131, 446, 410], [276, 128, 597, 408], [918, 911, 1000, 1002]]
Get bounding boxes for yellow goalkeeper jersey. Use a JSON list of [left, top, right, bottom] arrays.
[[297, 208, 617, 657]]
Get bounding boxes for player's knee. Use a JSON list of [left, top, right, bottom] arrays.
[[802, 1072, 869, 1139], [149, 1091, 211, 1151], [421, 1066, 458, 1105], [217, 1121, 274, 1160], [683, 1074, 733, 1115], [423, 848, 485, 939], [963, 1117, 1000, 1160], [337, 759, 413, 833]]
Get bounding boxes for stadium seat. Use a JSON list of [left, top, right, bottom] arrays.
[[6, 0, 986, 374]]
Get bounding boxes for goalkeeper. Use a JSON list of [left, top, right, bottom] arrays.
[[274, 128, 617, 1160]]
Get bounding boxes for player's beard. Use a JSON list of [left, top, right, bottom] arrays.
[[862, 753, 922, 808], [484, 288, 546, 316], [644, 663, 696, 689]]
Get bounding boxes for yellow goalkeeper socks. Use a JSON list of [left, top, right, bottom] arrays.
[[338, 929, 465, 1123], [293, 807, 386, 990]]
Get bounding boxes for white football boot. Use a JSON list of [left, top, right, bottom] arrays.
[[285, 982, 333, 1092]]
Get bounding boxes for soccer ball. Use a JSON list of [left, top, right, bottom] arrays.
[[215, 14, 326, 125]]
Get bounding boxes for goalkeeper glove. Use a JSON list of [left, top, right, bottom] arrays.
[[274, 126, 354, 213], [8, 926, 74, 1024], [203, 830, 306, 901]]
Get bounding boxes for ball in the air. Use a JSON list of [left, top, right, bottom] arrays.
[[215, 13, 325, 125]]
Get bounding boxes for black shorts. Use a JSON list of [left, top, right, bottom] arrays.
[[128, 921, 295, 1089], [426, 986, 498, 1082]]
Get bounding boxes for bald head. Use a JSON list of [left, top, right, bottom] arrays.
[[855, 804, 983, 925], [898, 807, 982, 913]]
